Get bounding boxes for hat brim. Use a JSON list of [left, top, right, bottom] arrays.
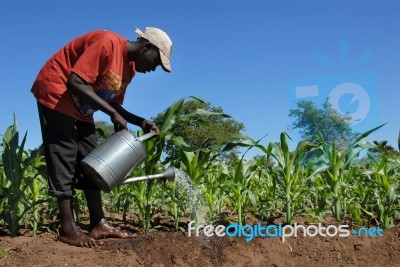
[[135, 28, 171, 72], [159, 52, 171, 72]]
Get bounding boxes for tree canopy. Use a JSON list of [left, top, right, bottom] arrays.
[[152, 100, 245, 160], [289, 98, 357, 147]]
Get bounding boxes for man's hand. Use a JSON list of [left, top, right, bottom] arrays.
[[111, 112, 128, 132], [141, 120, 160, 135]]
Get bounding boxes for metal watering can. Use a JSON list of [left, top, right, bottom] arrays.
[[80, 130, 175, 192]]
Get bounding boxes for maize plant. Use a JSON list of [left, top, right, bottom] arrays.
[[249, 156, 275, 220], [22, 150, 48, 236], [121, 180, 163, 233], [161, 97, 234, 224], [266, 133, 322, 224], [173, 140, 207, 224], [200, 165, 227, 223], [221, 158, 257, 226], [315, 124, 384, 221], [1, 114, 29, 236], [2, 98, 399, 238], [370, 156, 399, 229], [305, 174, 331, 222], [163, 180, 189, 231], [0, 168, 6, 218]]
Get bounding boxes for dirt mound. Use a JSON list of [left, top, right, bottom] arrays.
[[1, 225, 399, 267]]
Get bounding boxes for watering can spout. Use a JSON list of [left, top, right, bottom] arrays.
[[122, 167, 176, 185], [162, 166, 176, 181]]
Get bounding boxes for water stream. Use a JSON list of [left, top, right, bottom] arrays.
[[173, 168, 207, 225]]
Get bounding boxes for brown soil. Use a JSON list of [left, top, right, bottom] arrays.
[[0, 218, 399, 267]]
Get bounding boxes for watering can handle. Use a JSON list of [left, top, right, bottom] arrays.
[[136, 131, 156, 142]]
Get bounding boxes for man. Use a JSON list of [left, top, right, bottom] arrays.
[[31, 27, 173, 247]]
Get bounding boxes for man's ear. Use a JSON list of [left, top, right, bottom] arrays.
[[144, 42, 153, 52]]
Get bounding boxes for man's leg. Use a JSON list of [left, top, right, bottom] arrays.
[[58, 197, 102, 247], [37, 103, 102, 247], [84, 186, 134, 239]]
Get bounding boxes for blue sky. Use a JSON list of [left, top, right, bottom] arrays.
[[1, 0, 399, 155]]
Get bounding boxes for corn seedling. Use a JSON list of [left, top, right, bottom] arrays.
[[1, 114, 29, 236], [371, 157, 399, 229], [200, 167, 227, 223], [266, 133, 321, 224], [163, 180, 189, 231], [1, 100, 399, 238], [224, 159, 258, 226], [23, 150, 48, 236], [314, 124, 384, 221]]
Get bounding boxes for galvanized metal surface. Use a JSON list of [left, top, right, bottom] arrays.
[[80, 130, 153, 192]]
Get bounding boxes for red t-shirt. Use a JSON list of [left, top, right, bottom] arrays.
[[31, 30, 136, 122]]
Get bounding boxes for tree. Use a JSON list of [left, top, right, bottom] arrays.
[[289, 98, 357, 147], [94, 121, 115, 143], [370, 140, 400, 158], [152, 100, 245, 160]]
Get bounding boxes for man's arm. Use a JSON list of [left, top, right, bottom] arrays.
[[110, 102, 160, 134], [66, 72, 128, 129]]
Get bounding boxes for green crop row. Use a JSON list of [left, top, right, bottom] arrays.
[[1, 98, 399, 237]]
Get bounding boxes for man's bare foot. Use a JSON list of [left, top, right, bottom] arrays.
[[89, 218, 136, 240], [58, 224, 104, 248]]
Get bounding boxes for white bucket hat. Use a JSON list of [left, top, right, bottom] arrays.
[[135, 27, 173, 72]]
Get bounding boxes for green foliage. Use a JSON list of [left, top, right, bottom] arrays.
[[163, 179, 189, 231], [1, 114, 48, 236], [95, 120, 116, 142], [289, 99, 357, 148], [312, 124, 385, 221], [1, 98, 399, 238], [22, 149, 49, 236], [369, 140, 400, 158], [266, 133, 321, 224], [200, 165, 226, 223], [370, 157, 399, 228], [221, 159, 258, 226], [1, 114, 29, 236], [153, 97, 245, 160]]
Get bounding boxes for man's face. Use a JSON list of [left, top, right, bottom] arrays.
[[134, 43, 162, 73]]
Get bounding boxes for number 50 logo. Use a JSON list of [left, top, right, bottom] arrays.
[[287, 41, 381, 133]]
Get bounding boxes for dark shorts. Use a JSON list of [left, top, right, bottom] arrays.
[[37, 102, 98, 197]]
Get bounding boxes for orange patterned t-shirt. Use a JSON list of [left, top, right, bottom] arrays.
[[31, 30, 136, 122]]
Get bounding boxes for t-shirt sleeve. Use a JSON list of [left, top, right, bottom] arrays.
[[71, 44, 109, 84]]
